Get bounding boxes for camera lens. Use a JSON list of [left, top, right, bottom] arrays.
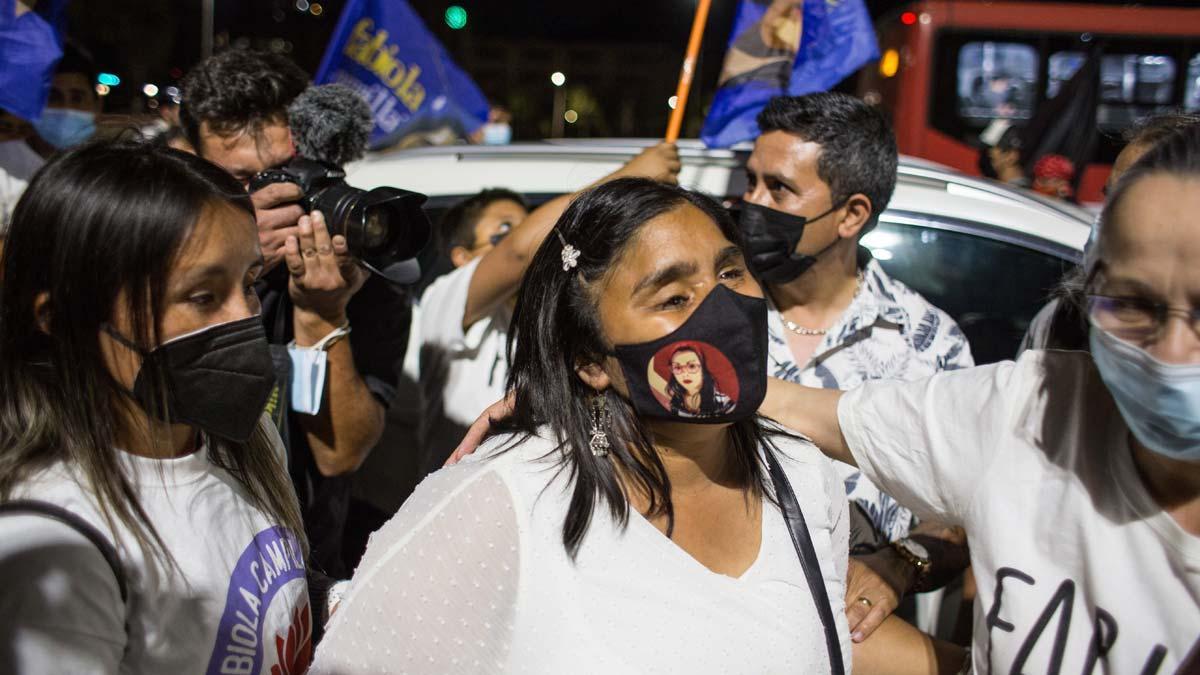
[[362, 205, 389, 250]]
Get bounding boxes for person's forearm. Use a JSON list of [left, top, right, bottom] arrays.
[[294, 313, 385, 476], [761, 378, 856, 466]]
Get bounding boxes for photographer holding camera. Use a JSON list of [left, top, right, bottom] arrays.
[[180, 50, 413, 576]]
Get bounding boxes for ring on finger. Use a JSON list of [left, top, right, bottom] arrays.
[[317, 246, 332, 255], [303, 248, 318, 258], [856, 596, 873, 608]]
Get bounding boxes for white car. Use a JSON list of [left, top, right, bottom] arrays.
[[348, 139, 1092, 364]]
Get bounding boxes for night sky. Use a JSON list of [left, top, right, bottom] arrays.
[[69, 0, 1198, 137]]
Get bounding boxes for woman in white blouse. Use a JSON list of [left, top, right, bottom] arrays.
[[313, 179, 962, 674]]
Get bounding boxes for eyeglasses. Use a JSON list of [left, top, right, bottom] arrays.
[[1086, 294, 1200, 342], [671, 362, 701, 375]]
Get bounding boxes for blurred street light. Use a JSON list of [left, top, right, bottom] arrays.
[[668, 95, 679, 110], [98, 73, 120, 86], [95, 84, 111, 96], [143, 84, 159, 97], [564, 110, 579, 124], [445, 5, 467, 29], [550, 71, 566, 87]]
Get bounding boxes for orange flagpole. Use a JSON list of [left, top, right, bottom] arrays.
[[665, 0, 713, 142]]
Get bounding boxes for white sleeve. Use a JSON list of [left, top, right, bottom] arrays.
[[824, 461, 850, 584], [311, 463, 520, 675], [837, 359, 1023, 526], [0, 515, 126, 674], [418, 259, 482, 350]]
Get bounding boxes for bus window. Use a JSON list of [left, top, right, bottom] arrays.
[[1098, 54, 1177, 131], [957, 42, 1038, 122], [1100, 54, 1175, 104], [1187, 54, 1200, 111], [1047, 52, 1085, 98]]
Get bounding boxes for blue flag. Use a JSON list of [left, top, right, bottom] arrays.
[[701, 0, 879, 148], [315, 0, 489, 150], [0, 0, 67, 121]]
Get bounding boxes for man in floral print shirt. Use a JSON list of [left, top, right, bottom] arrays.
[[740, 93, 974, 640]]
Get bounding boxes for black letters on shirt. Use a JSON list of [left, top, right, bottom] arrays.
[[986, 566, 1036, 669], [1080, 608, 1118, 675], [1010, 579, 1074, 675], [982, 565, 1174, 675]]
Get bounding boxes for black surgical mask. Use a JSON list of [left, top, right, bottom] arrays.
[[106, 315, 278, 442], [736, 201, 844, 284], [612, 285, 768, 424]]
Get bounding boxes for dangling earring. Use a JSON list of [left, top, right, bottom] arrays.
[[589, 393, 610, 458]]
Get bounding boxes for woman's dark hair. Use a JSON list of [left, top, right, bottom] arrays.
[[666, 346, 717, 416], [500, 177, 774, 558], [436, 188, 528, 255], [0, 139, 305, 561]]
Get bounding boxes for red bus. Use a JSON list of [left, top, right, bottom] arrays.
[[858, 1, 1200, 204]]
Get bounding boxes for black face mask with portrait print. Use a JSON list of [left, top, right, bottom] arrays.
[[611, 285, 768, 424]]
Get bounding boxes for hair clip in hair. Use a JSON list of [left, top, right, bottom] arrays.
[[555, 229, 580, 272]]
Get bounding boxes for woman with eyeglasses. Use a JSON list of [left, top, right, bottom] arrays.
[[760, 125, 1200, 673]]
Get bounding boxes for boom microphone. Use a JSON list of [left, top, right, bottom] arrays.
[[287, 84, 373, 166]]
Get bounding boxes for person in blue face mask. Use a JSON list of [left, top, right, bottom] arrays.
[[759, 124, 1200, 674], [29, 43, 101, 156]]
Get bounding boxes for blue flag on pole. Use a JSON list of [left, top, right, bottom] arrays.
[[701, 0, 879, 148], [0, 0, 67, 121], [315, 0, 489, 150]]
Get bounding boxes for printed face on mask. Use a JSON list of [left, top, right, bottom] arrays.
[[101, 201, 271, 441], [1087, 172, 1200, 461], [581, 202, 768, 425]]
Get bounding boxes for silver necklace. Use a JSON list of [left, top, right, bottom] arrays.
[[779, 271, 866, 337]]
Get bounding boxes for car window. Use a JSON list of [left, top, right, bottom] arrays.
[[863, 219, 1075, 365]]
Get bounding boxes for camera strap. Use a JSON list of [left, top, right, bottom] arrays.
[[764, 443, 846, 675]]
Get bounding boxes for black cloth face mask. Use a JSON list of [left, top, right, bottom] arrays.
[[735, 201, 845, 284], [106, 315, 278, 443], [611, 284, 768, 424]]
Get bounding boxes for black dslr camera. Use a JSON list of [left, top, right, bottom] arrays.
[[247, 84, 432, 284], [248, 158, 430, 283]]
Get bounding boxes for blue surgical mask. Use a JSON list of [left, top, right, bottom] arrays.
[[1089, 327, 1200, 461], [287, 345, 328, 416], [33, 108, 95, 150], [481, 122, 512, 146]]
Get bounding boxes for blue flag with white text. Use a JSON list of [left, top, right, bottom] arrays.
[[315, 0, 489, 150], [701, 0, 879, 148], [0, 0, 67, 121]]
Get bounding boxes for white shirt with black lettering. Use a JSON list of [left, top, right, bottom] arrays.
[[839, 350, 1200, 674], [0, 429, 310, 674]]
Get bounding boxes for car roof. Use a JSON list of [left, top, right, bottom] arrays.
[[347, 139, 1092, 261]]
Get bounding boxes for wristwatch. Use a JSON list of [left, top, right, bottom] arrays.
[[891, 537, 932, 593]]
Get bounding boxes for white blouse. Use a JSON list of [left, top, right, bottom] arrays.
[[312, 430, 851, 674]]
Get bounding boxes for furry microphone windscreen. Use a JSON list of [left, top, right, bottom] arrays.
[[287, 84, 373, 166]]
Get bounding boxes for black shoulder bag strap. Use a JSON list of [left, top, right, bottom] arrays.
[[0, 499, 129, 604], [764, 447, 846, 675]]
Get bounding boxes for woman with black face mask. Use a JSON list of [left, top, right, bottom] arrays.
[[312, 178, 964, 674], [0, 140, 311, 674]]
